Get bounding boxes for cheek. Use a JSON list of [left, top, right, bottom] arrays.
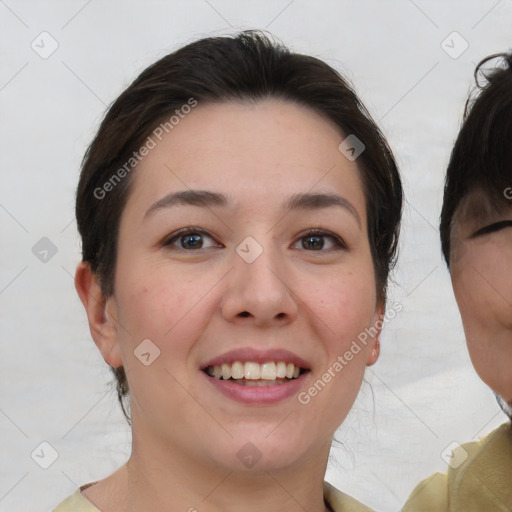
[[298, 283, 372, 435], [113, 258, 213, 353], [478, 249, 512, 307], [297, 267, 378, 350], [454, 249, 512, 332], [112, 266, 213, 413], [452, 256, 512, 390]]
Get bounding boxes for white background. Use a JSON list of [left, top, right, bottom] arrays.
[[1, 1, 511, 511]]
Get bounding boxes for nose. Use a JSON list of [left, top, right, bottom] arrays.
[[220, 241, 299, 327]]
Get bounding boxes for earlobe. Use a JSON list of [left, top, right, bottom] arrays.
[[366, 301, 384, 367], [74, 261, 123, 368], [367, 338, 380, 366]]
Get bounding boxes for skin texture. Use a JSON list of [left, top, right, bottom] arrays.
[[75, 99, 383, 512], [450, 199, 512, 405]]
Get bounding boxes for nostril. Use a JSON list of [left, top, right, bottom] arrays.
[[239, 311, 251, 317]]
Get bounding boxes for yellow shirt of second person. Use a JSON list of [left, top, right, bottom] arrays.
[[403, 422, 512, 512]]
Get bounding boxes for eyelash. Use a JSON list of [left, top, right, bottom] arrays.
[[162, 227, 347, 252], [471, 220, 512, 238]]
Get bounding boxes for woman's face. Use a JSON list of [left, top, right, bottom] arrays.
[[450, 194, 512, 403], [100, 100, 382, 472]]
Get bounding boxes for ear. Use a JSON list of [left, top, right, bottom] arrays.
[[74, 261, 123, 367], [366, 300, 384, 367]]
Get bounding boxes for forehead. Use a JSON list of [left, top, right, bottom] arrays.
[[452, 188, 512, 230], [126, 99, 367, 218]]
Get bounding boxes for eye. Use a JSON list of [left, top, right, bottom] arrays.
[[293, 229, 347, 251], [471, 220, 512, 238], [162, 228, 221, 250]]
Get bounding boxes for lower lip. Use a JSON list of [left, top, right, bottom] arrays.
[[202, 371, 309, 404]]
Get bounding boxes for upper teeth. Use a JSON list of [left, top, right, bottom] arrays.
[[205, 361, 301, 380]]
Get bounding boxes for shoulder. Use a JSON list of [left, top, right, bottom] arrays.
[[402, 422, 512, 512], [52, 483, 102, 512], [448, 422, 512, 510], [324, 481, 375, 512], [401, 471, 449, 511]]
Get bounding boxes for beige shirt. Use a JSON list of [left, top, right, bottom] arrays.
[[53, 480, 374, 512], [403, 422, 512, 511]]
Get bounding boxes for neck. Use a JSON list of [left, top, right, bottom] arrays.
[[118, 423, 332, 512]]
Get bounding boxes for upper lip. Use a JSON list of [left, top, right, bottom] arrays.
[[200, 348, 311, 370]]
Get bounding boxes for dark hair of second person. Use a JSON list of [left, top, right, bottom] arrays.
[[440, 51, 512, 265]]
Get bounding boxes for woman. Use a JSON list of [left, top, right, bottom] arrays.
[[53, 30, 402, 512], [403, 52, 512, 511]]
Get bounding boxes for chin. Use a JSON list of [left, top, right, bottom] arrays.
[[209, 431, 318, 473]]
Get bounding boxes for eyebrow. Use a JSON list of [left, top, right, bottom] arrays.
[[470, 219, 512, 238], [143, 189, 361, 227]]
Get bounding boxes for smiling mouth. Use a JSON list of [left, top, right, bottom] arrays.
[[203, 361, 308, 386]]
